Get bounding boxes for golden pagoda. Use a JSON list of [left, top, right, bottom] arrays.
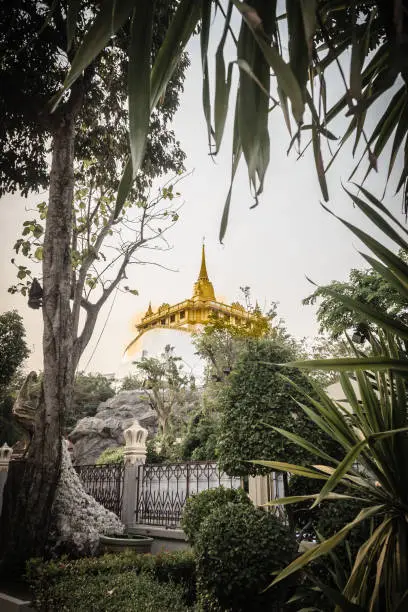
[[125, 245, 262, 351]]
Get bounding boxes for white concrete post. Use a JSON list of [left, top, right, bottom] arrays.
[[0, 443, 13, 518], [248, 475, 270, 507]]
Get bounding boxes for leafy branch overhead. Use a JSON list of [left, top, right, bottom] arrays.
[[60, 1, 408, 241]]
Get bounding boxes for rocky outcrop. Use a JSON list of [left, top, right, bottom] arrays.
[[69, 390, 157, 465]]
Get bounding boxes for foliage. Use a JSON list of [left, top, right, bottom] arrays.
[[65, 372, 115, 432], [194, 502, 297, 612], [119, 373, 145, 391], [0, 0, 187, 198], [192, 292, 273, 383], [96, 446, 124, 465], [29, 569, 190, 612], [181, 486, 251, 546], [0, 312, 29, 445], [61, 2, 408, 241], [260, 188, 408, 611], [0, 311, 29, 389], [303, 252, 408, 341], [179, 410, 220, 461], [27, 549, 196, 609], [135, 345, 196, 437], [217, 337, 340, 477]]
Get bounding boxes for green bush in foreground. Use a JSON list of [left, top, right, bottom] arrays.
[[195, 503, 297, 612], [27, 550, 196, 610], [33, 570, 190, 611], [181, 486, 251, 545]]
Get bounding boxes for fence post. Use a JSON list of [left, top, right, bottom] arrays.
[[248, 474, 270, 507], [0, 443, 13, 516], [122, 421, 148, 528]]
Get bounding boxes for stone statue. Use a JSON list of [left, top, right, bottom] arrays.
[[12, 370, 41, 454]]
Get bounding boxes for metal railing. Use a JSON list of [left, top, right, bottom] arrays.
[[135, 461, 241, 528], [75, 463, 124, 518]]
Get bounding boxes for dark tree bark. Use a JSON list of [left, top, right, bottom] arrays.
[[0, 113, 76, 573]]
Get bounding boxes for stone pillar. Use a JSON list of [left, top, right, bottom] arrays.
[[0, 442, 13, 517], [123, 420, 148, 466], [122, 421, 148, 528]]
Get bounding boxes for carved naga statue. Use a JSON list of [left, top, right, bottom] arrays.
[[12, 371, 41, 454]]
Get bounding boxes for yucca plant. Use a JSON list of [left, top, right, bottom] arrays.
[[255, 188, 408, 611]]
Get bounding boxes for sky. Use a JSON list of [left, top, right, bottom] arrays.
[[0, 13, 403, 377]]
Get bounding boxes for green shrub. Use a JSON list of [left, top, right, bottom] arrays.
[[181, 486, 251, 545], [194, 503, 297, 611], [96, 446, 124, 465], [27, 550, 196, 609], [31, 570, 190, 611]]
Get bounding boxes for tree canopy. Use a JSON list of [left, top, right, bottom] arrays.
[[0, 0, 187, 198], [0, 311, 29, 389], [303, 251, 408, 340]]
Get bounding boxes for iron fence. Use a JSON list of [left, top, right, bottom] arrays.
[[135, 461, 241, 528], [75, 463, 124, 518]]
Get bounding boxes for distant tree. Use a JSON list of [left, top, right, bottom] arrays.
[[0, 311, 29, 389], [192, 291, 274, 382], [65, 372, 115, 432], [135, 345, 194, 438], [119, 373, 145, 392], [303, 254, 408, 341], [0, 311, 29, 446]]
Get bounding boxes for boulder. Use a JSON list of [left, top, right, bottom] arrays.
[[69, 390, 157, 465]]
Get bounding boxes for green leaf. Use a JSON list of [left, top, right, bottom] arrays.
[[266, 492, 362, 506], [53, 0, 136, 110], [251, 460, 328, 479], [268, 425, 338, 463], [128, 2, 153, 180], [34, 247, 43, 261], [282, 357, 408, 373], [270, 505, 385, 587], [311, 439, 368, 508]]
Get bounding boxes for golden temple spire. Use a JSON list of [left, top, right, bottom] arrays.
[[145, 302, 153, 317], [193, 242, 215, 301], [198, 243, 209, 281]]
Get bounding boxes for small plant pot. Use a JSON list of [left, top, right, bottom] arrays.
[[99, 533, 153, 554]]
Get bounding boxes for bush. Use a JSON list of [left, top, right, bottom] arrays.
[[96, 446, 124, 465], [30, 570, 190, 611], [181, 487, 251, 545], [27, 550, 196, 610], [194, 503, 297, 611]]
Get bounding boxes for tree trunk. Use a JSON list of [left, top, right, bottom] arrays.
[[0, 114, 76, 574]]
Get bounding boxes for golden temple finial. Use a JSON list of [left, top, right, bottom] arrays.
[[145, 302, 153, 317], [198, 242, 209, 281], [193, 242, 215, 301]]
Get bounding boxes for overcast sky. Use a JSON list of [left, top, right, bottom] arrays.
[[0, 16, 403, 376]]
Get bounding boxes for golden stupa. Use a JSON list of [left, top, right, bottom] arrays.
[[125, 245, 261, 352]]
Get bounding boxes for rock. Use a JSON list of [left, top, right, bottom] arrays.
[[48, 441, 125, 557], [69, 390, 157, 465]]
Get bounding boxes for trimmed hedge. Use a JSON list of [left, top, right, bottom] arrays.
[[33, 571, 190, 611], [181, 486, 251, 545], [27, 550, 196, 610], [194, 503, 297, 611]]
